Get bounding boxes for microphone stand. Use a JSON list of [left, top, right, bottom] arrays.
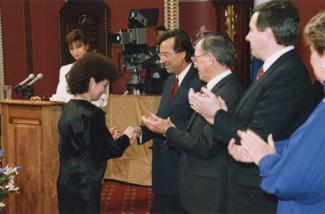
[[14, 85, 34, 99]]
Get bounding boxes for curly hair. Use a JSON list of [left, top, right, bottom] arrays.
[[304, 11, 325, 56], [66, 53, 119, 95]]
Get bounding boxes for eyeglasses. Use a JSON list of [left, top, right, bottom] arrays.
[[158, 51, 177, 59], [191, 53, 208, 63]]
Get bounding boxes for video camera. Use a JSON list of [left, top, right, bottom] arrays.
[[110, 9, 159, 94], [110, 10, 148, 55]]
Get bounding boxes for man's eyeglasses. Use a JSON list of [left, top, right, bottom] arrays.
[[191, 53, 208, 63], [158, 51, 177, 59]]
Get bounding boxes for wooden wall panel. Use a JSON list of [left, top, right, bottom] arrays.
[[1, 0, 64, 98], [1, 0, 28, 89], [1, 0, 324, 95], [29, 1, 65, 97], [1, 0, 164, 95], [179, 1, 217, 42]]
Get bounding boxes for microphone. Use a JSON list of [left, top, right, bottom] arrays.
[[26, 73, 43, 86], [16, 73, 35, 87], [14, 73, 43, 98]]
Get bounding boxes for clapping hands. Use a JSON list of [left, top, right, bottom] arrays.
[[141, 113, 175, 136], [188, 87, 228, 125], [228, 130, 276, 165]]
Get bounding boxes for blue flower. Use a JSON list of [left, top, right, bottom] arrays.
[[0, 150, 20, 207], [0, 150, 5, 158]]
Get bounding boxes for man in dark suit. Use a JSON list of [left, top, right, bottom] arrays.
[[188, 1, 313, 213], [137, 29, 203, 213], [141, 34, 243, 213]]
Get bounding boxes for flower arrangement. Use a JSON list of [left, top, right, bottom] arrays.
[[0, 150, 20, 208]]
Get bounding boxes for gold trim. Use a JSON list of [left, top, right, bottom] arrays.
[[225, 5, 237, 41], [164, 0, 179, 30]]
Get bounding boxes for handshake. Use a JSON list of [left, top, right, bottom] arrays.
[[109, 113, 177, 144], [109, 126, 141, 144]]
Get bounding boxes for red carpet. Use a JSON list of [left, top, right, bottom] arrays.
[[101, 180, 154, 214]]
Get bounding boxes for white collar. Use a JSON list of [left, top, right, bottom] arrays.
[[206, 70, 232, 90], [263, 46, 294, 73], [176, 63, 192, 86]]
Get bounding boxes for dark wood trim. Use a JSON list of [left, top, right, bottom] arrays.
[[214, 0, 253, 89], [58, 0, 110, 66]]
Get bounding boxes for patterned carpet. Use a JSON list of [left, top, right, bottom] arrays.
[[101, 180, 154, 214]]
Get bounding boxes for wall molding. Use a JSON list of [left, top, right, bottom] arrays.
[[0, 7, 4, 97]]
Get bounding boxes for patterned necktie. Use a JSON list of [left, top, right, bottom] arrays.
[[255, 67, 264, 80], [169, 77, 179, 100]]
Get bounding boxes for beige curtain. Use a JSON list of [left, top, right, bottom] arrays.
[[103, 94, 161, 186]]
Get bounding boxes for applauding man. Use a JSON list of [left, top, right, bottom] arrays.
[[142, 34, 242, 213], [137, 29, 203, 213], [188, 1, 313, 212]]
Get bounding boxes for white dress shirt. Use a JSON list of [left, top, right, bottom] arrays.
[[262, 46, 295, 74], [176, 63, 192, 86], [206, 69, 232, 90], [50, 63, 108, 107]]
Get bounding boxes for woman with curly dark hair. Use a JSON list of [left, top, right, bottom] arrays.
[[57, 53, 136, 213]]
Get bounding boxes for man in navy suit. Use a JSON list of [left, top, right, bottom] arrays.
[[142, 34, 243, 213], [137, 29, 203, 213], [188, 1, 313, 213]]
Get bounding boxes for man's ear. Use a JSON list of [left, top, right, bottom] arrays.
[[180, 51, 187, 61], [264, 27, 275, 42]]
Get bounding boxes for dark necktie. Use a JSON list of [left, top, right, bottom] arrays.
[[255, 67, 264, 80], [169, 77, 179, 100]]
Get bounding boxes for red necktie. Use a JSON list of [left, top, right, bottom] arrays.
[[255, 67, 264, 80], [169, 77, 179, 100]]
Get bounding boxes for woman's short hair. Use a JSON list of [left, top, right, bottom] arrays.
[[304, 11, 325, 56], [65, 29, 95, 52], [67, 53, 119, 95]]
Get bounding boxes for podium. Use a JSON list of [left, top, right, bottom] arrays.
[[0, 95, 160, 212], [0, 99, 63, 214]]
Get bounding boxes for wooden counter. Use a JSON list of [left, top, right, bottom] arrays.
[[0, 99, 63, 214]]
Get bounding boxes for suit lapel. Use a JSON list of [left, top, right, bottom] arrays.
[[235, 50, 295, 114], [186, 112, 199, 130], [186, 73, 235, 130], [157, 75, 175, 117], [163, 65, 197, 117], [210, 73, 235, 94]]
